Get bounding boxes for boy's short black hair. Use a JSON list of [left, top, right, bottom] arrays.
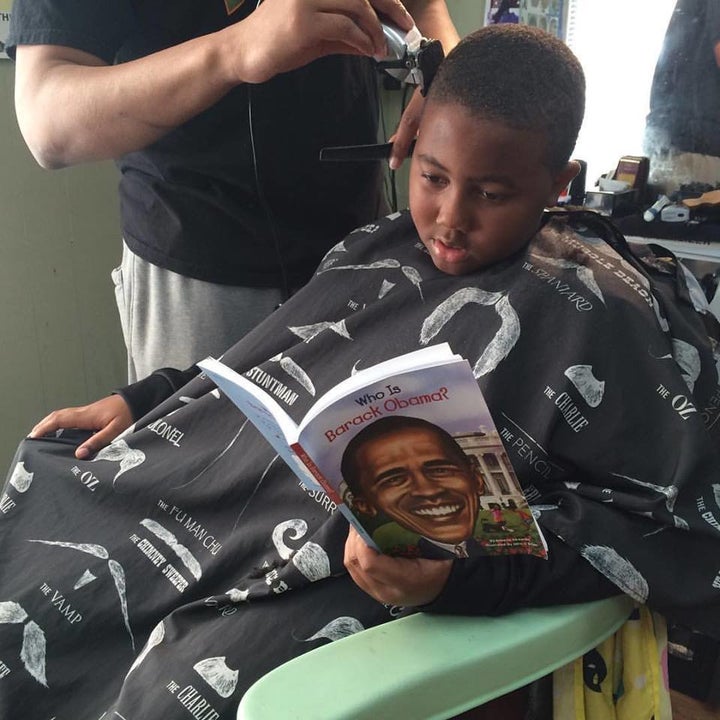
[[427, 24, 585, 171]]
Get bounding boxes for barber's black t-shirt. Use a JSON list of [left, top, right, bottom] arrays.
[[7, 0, 385, 287]]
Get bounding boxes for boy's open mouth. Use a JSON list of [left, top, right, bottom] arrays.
[[431, 237, 468, 264]]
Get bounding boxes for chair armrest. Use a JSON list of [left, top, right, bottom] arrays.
[[238, 595, 634, 720]]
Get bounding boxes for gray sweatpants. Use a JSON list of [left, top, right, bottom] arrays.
[[112, 242, 283, 382]]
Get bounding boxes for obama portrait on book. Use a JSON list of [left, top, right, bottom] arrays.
[[341, 415, 488, 559]]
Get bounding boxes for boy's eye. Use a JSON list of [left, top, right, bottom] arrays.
[[420, 172, 506, 201], [421, 173, 446, 186], [477, 188, 503, 202]]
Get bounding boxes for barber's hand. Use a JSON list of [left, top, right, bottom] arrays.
[[344, 526, 452, 607], [389, 86, 425, 170], [29, 395, 133, 460], [237, 0, 414, 84]]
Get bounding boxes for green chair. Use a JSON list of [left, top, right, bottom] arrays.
[[238, 594, 634, 720]]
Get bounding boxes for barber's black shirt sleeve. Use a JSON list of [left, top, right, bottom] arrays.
[[422, 532, 621, 616], [6, 0, 135, 62], [114, 366, 200, 421]]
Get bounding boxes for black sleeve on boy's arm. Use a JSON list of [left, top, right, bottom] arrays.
[[422, 533, 621, 616], [114, 366, 200, 421]]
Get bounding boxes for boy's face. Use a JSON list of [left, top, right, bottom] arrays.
[[409, 101, 577, 275], [351, 426, 482, 544]]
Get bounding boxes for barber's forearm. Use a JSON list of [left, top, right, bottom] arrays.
[[14, 0, 413, 169], [406, 0, 460, 53], [15, 34, 242, 169]]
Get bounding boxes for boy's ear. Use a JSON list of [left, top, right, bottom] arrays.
[[546, 160, 581, 207]]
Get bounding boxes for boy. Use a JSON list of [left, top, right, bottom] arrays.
[[5, 25, 720, 719]]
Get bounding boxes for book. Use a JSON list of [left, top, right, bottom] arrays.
[[198, 344, 546, 560]]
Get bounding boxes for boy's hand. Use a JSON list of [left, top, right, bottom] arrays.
[[344, 526, 452, 607], [29, 395, 133, 460]]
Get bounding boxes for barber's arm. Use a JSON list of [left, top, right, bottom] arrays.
[[13, 0, 413, 169], [389, 0, 460, 169]]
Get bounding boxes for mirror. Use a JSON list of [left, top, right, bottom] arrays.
[[451, 1, 713, 199], [563, 0, 673, 188], [566, 0, 718, 197]]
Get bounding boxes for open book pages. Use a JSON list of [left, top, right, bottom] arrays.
[[199, 344, 546, 560]]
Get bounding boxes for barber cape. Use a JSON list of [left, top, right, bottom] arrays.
[[1, 210, 718, 719]]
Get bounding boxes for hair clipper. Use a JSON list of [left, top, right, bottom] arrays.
[[375, 20, 444, 96]]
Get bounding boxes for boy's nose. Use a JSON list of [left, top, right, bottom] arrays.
[[436, 189, 471, 233]]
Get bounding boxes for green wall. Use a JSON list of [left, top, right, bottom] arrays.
[[0, 61, 126, 470]]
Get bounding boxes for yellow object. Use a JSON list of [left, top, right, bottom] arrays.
[[553, 606, 671, 720]]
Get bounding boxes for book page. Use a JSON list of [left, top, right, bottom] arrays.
[[197, 358, 322, 491], [298, 343, 459, 431]]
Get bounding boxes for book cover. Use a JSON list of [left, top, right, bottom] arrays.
[[199, 345, 546, 560]]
